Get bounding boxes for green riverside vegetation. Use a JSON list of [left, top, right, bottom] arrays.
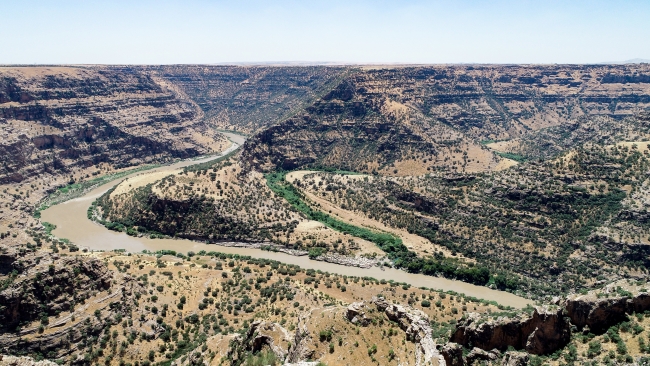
[[265, 171, 494, 287]]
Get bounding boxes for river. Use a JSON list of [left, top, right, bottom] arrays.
[[41, 131, 531, 308]]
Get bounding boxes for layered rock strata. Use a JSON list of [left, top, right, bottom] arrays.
[[0, 66, 224, 184]]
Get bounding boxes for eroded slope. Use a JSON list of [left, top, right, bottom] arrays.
[[0, 66, 226, 184]]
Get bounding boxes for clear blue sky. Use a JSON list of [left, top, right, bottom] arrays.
[[1, 0, 648, 64]]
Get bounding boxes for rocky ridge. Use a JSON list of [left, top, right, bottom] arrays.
[[243, 64, 650, 175], [450, 305, 570, 355], [445, 279, 650, 362], [346, 296, 444, 366]]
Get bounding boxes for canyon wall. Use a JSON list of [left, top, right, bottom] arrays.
[[0, 66, 224, 184]]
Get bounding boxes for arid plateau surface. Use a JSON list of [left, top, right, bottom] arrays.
[[2, 64, 650, 366]]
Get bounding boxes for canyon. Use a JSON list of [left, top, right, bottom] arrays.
[[2, 64, 650, 365]]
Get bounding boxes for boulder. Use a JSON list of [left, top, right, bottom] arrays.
[[465, 347, 498, 365]]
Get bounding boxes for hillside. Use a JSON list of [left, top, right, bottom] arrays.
[[285, 139, 650, 299], [92, 155, 384, 266], [0, 246, 510, 366], [243, 64, 650, 174], [4, 64, 650, 366], [95, 139, 650, 304]]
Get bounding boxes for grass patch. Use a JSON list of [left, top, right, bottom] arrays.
[[495, 152, 527, 163]]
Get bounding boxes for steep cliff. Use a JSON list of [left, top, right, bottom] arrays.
[[151, 65, 347, 134], [450, 306, 571, 355], [0, 66, 226, 184]]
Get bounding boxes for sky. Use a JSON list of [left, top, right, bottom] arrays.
[[1, 0, 649, 65]]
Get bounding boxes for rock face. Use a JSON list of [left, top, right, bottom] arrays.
[[152, 65, 347, 134], [565, 280, 650, 333], [451, 305, 571, 355], [439, 344, 528, 366], [440, 342, 464, 366], [447, 281, 650, 359], [0, 256, 112, 331], [0, 66, 223, 184], [285, 314, 316, 364], [247, 321, 292, 360], [501, 351, 530, 366], [465, 347, 498, 364]]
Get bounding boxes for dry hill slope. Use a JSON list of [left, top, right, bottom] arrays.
[[243, 64, 650, 174]]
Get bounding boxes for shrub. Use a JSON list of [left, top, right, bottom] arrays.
[[319, 329, 332, 342]]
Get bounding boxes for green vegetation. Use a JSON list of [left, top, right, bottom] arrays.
[[266, 171, 494, 286], [243, 350, 278, 366], [34, 163, 161, 218], [495, 151, 528, 162], [183, 146, 240, 172], [291, 139, 645, 299], [266, 171, 405, 255]]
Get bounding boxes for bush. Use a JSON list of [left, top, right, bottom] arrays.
[[319, 329, 332, 342]]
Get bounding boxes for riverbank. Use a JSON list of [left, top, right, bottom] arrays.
[[40, 131, 530, 308]]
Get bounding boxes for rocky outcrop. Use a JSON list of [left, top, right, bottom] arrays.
[[0, 355, 57, 366], [451, 305, 571, 355], [448, 281, 650, 358], [439, 344, 528, 366], [247, 321, 292, 360], [346, 297, 444, 366], [227, 321, 292, 364], [501, 351, 529, 366], [440, 342, 464, 366], [465, 348, 499, 365], [0, 256, 112, 331], [314, 252, 377, 268], [346, 301, 371, 326], [285, 314, 316, 364], [565, 280, 650, 333]]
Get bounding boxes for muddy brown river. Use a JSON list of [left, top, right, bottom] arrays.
[[41, 132, 531, 308]]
